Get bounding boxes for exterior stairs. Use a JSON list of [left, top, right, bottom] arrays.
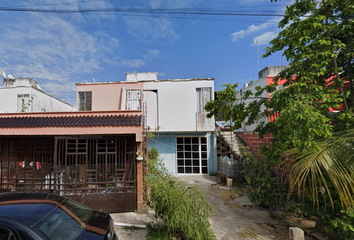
[[218, 130, 243, 158]]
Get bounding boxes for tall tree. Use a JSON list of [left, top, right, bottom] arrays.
[[207, 0, 354, 159], [205, 0, 354, 207]]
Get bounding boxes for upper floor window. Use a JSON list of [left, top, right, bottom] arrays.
[[196, 87, 212, 113], [126, 90, 141, 110], [79, 91, 92, 111], [17, 94, 31, 112]]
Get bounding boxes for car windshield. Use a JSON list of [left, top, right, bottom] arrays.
[[32, 199, 92, 240]]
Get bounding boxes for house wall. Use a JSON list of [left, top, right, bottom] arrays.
[[0, 111, 143, 142], [76, 82, 144, 111], [235, 78, 268, 132], [143, 79, 215, 132], [148, 132, 217, 175], [235, 66, 289, 132], [0, 87, 75, 113]]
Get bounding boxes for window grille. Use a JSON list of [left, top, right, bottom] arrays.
[[78, 92, 92, 111], [176, 137, 208, 174], [126, 90, 141, 110]]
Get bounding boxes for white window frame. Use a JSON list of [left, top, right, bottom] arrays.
[[196, 87, 212, 113], [126, 89, 141, 110], [17, 94, 31, 112]]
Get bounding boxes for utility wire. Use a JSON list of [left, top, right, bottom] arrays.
[[0, 7, 287, 17]]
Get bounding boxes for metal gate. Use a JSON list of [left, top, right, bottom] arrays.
[[0, 136, 137, 213], [0, 138, 54, 193], [54, 137, 137, 213]]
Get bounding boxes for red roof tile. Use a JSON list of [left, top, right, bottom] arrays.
[[0, 115, 142, 128]]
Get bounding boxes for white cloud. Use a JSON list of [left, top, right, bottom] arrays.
[[120, 59, 145, 68], [230, 30, 246, 42], [104, 49, 162, 69], [0, 13, 120, 96], [41, 82, 76, 96], [230, 17, 280, 42], [253, 31, 277, 46], [246, 22, 272, 35], [144, 50, 162, 60], [123, 17, 179, 43]]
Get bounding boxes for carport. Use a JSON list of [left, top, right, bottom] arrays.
[[0, 111, 143, 212]]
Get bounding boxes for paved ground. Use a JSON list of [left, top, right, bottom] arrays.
[[180, 175, 289, 240], [111, 175, 290, 240]]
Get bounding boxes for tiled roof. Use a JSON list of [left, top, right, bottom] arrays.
[[0, 115, 142, 128]]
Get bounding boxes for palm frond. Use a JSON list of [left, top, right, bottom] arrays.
[[284, 129, 354, 208]]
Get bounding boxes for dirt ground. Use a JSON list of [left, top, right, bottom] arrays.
[[178, 175, 293, 240], [112, 175, 319, 240]]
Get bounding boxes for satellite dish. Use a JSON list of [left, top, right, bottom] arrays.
[[0, 69, 6, 79], [8, 74, 15, 80]]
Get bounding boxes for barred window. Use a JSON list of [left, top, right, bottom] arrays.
[[79, 92, 92, 111], [126, 90, 141, 110]]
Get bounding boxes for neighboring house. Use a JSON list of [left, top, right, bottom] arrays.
[[235, 66, 288, 133], [0, 71, 217, 213], [234, 66, 288, 156], [0, 80, 144, 213], [0, 78, 75, 113], [76, 72, 217, 175], [135, 72, 217, 175]]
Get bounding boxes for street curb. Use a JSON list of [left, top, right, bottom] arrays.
[[114, 223, 147, 229]]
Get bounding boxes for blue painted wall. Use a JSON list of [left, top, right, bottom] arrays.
[[148, 132, 217, 175]]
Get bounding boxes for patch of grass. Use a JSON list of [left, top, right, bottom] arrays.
[[145, 148, 215, 240]]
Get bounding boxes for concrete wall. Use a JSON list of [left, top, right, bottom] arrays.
[[235, 66, 289, 132], [0, 87, 75, 113], [143, 79, 215, 132], [236, 77, 268, 132], [148, 132, 217, 175], [76, 82, 143, 111]]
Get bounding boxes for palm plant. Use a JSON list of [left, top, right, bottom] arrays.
[[285, 129, 354, 209]]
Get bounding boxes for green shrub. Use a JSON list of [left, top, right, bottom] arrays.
[[145, 148, 215, 240], [241, 147, 282, 208], [329, 208, 354, 240]]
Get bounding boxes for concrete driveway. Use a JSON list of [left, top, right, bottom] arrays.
[[111, 175, 289, 240], [178, 175, 288, 240]]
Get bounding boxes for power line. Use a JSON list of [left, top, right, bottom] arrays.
[[5, 0, 105, 9], [0, 7, 287, 17]]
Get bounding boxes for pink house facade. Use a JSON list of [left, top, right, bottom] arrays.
[[0, 81, 144, 213]]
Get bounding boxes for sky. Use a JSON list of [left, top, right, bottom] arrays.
[[0, 0, 293, 106]]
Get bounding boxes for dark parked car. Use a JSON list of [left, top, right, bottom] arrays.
[[0, 192, 118, 240]]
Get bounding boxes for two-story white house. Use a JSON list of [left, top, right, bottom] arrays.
[[0, 78, 75, 113], [126, 72, 217, 175]]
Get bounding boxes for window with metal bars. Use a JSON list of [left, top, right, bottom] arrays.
[[78, 92, 92, 111], [126, 90, 141, 110]]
